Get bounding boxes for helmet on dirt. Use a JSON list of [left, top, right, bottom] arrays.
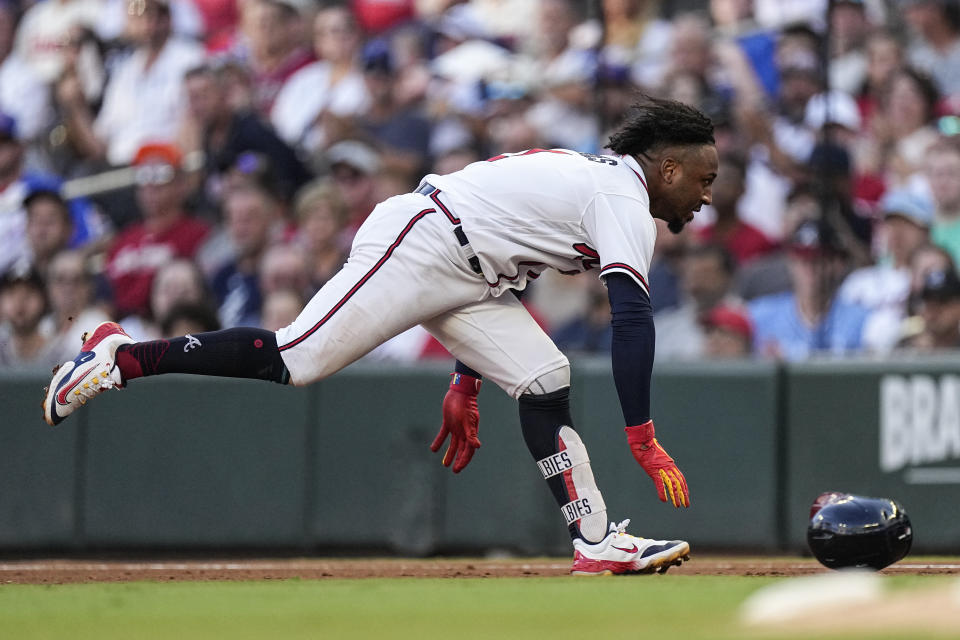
[[806, 493, 913, 570]]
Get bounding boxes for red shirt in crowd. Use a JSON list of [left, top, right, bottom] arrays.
[[697, 221, 778, 265], [106, 216, 210, 317]]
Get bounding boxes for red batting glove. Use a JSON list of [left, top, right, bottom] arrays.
[[625, 420, 690, 508], [429, 372, 482, 473]]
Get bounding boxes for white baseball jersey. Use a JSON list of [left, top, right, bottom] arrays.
[[425, 149, 657, 296], [277, 149, 657, 397]]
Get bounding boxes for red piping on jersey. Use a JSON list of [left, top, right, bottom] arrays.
[[620, 155, 648, 192], [600, 263, 649, 292], [279, 208, 436, 352], [429, 189, 460, 224], [484, 261, 546, 288]]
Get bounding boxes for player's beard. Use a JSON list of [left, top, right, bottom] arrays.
[[667, 218, 686, 234]]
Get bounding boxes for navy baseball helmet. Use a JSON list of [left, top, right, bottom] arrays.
[[807, 493, 913, 570]]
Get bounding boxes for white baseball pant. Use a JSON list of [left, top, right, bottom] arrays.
[[275, 192, 569, 398]]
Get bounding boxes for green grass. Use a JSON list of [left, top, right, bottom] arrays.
[[0, 575, 953, 640]]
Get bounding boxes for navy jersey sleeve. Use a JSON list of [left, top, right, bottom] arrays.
[[605, 273, 654, 425]]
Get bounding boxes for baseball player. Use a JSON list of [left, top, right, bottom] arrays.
[[43, 96, 717, 575]]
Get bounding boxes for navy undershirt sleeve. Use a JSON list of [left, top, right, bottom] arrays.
[[605, 273, 655, 425]]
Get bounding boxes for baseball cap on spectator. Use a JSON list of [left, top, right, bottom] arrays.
[[788, 220, 847, 257], [362, 39, 393, 75], [132, 142, 181, 186], [880, 188, 935, 228], [133, 142, 182, 168], [805, 91, 862, 131], [326, 140, 381, 176], [700, 306, 753, 341], [920, 268, 960, 302]]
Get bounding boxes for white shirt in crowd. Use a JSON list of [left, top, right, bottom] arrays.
[[94, 37, 204, 166], [838, 262, 912, 352], [270, 61, 371, 153], [0, 180, 30, 274], [0, 54, 53, 141]]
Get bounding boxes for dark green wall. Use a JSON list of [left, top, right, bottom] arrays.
[[3, 356, 959, 553]]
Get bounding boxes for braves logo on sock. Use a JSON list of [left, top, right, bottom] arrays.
[[184, 335, 202, 352]]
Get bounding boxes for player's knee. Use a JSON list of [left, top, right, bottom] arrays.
[[521, 363, 571, 396]]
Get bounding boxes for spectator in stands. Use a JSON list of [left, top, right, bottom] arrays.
[[903, 266, 960, 350], [871, 67, 940, 187], [0, 118, 107, 274], [183, 63, 313, 208], [14, 0, 103, 108], [106, 143, 209, 318], [260, 288, 304, 332], [39, 249, 109, 364], [697, 151, 777, 265], [646, 218, 691, 313], [523, 0, 598, 153], [656, 243, 741, 360], [902, 0, 960, 98], [701, 305, 753, 358], [0, 3, 53, 149], [213, 185, 282, 327], [551, 279, 613, 353], [159, 301, 220, 338], [905, 242, 956, 316], [856, 29, 906, 132], [838, 188, 934, 351], [239, 0, 315, 115], [828, 0, 873, 95], [123, 258, 210, 341], [710, 0, 779, 101], [736, 183, 821, 301], [925, 136, 960, 266], [326, 140, 381, 237], [293, 179, 349, 292], [602, 0, 672, 90], [24, 189, 75, 279], [357, 39, 432, 182], [259, 243, 310, 301], [57, 0, 205, 167], [749, 220, 868, 360], [193, 0, 241, 52], [271, 4, 370, 154], [0, 265, 49, 368]]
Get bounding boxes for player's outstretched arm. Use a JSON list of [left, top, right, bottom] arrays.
[[430, 362, 482, 473], [606, 273, 690, 508]]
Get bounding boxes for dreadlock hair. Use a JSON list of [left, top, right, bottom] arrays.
[[607, 95, 715, 156]]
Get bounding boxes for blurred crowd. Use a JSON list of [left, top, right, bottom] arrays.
[[4, 0, 960, 370]]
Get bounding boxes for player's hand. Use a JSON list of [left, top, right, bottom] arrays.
[[430, 372, 482, 473], [625, 420, 690, 508]]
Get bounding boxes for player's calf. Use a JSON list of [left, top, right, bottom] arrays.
[[43, 324, 290, 426]]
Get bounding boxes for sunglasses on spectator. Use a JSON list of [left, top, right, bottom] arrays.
[[135, 164, 176, 186]]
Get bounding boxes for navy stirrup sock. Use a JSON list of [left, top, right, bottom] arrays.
[[519, 388, 607, 542], [115, 327, 290, 384]]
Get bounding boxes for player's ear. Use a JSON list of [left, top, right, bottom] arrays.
[[661, 157, 680, 184]]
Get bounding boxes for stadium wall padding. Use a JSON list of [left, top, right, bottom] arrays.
[[3, 357, 959, 553]]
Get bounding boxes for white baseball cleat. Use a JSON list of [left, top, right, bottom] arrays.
[[43, 321, 132, 426], [570, 519, 690, 576]]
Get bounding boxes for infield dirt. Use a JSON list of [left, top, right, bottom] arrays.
[[1, 556, 957, 584]]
